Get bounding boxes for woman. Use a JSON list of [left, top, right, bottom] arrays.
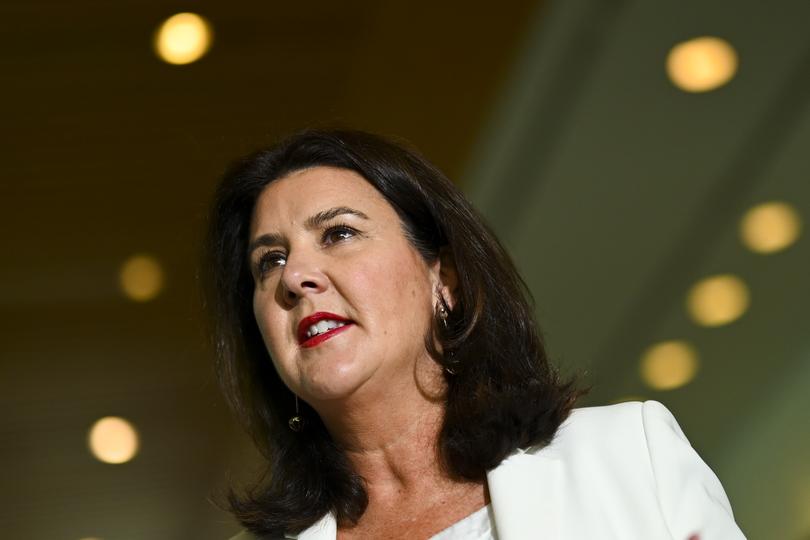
[[204, 129, 745, 539]]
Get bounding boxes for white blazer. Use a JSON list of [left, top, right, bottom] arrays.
[[229, 400, 745, 540]]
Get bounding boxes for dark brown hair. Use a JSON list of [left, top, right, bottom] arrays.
[[202, 129, 584, 537]]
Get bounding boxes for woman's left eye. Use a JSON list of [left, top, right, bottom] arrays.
[[322, 224, 358, 245]]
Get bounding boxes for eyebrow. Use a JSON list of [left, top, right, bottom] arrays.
[[248, 206, 370, 256], [304, 206, 369, 229]]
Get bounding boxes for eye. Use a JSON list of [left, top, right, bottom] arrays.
[[256, 250, 286, 277], [322, 223, 358, 245]]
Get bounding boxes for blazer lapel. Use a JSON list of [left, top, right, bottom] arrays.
[[486, 448, 562, 540]]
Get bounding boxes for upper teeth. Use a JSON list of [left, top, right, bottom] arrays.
[[306, 319, 347, 339]]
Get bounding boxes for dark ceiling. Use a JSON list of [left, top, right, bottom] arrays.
[[1, 1, 543, 539]]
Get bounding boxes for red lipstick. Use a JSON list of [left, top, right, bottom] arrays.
[[297, 312, 354, 348]]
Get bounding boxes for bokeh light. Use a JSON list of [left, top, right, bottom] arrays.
[[686, 274, 750, 327], [666, 36, 738, 92], [640, 340, 700, 391], [740, 201, 802, 254], [154, 12, 213, 65], [88, 417, 140, 464], [119, 254, 165, 302]]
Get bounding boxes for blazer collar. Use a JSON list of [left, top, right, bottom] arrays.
[[286, 447, 561, 540], [486, 447, 562, 540]]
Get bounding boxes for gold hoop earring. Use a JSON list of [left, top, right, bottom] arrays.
[[288, 395, 304, 432]]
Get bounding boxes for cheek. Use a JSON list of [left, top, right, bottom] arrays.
[[350, 252, 432, 337]]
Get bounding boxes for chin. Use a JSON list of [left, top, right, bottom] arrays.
[[299, 356, 371, 402]]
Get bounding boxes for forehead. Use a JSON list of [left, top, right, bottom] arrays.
[[250, 166, 390, 232]]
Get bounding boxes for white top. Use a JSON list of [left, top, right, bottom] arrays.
[[429, 503, 497, 540]]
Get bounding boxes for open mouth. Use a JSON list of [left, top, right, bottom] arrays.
[[297, 312, 355, 348], [300, 322, 354, 348]]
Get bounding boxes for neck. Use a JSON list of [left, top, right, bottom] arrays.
[[307, 358, 490, 532], [312, 359, 451, 502]]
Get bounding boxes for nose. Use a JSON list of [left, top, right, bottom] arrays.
[[278, 251, 329, 303]]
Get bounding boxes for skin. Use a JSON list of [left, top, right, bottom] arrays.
[[248, 166, 487, 538]]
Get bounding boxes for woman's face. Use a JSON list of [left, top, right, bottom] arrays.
[[248, 166, 446, 406]]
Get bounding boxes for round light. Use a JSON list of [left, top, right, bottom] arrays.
[[686, 274, 750, 327], [740, 201, 802, 254], [88, 417, 139, 464], [119, 254, 165, 302], [640, 340, 699, 391], [154, 12, 213, 65], [666, 36, 738, 92]]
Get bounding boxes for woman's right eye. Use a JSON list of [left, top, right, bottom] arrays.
[[256, 251, 287, 275]]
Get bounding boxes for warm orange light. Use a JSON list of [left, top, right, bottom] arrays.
[[119, 253, 165, 302], [640, 340, 699, 391], [88, 416, 140, 464], [154, 12, 213, 65], [740, 201, 802, 254], [686, 274, 750, 327], [667, 36, 738, 92]]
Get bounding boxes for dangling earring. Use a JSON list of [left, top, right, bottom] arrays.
[[436, 297, 456, 375], [288, 395, 304, 432], [438, 302, 449, 329]]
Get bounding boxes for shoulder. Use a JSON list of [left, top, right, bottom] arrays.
[[528, 398, 686, 453], [520, 399, 658, 475], [526, 399, 710, 491], [522, 399, 744, 539], [555, 398, 650, 441]]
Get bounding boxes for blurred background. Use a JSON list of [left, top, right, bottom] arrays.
[[2, 0, 808, 538]]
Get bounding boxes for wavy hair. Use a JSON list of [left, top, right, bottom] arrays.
[[202, 129, 584, 537]]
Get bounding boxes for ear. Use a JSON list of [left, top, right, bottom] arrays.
[[430, 246, 458, 310]]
